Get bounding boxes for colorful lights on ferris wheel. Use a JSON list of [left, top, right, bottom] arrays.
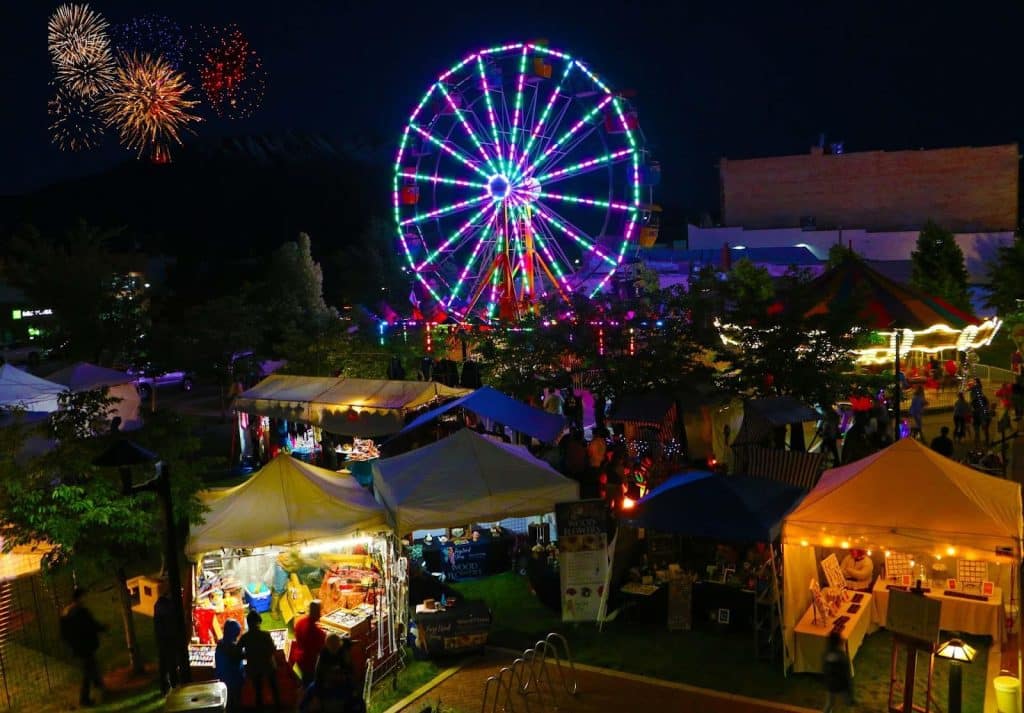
[[393, 41, 654, 323]]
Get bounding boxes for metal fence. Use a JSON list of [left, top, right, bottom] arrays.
[[0, 573, 76, 711]]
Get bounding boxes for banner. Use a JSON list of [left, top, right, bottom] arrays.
[[556, 499, 610, 622]]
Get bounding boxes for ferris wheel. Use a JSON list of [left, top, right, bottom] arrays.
[[393, 42, 658, 323]]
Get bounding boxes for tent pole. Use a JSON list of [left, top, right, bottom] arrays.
[[770, 543, 787, 678]]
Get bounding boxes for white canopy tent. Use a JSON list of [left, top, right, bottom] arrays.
[[234, 375, 470, 437], [0, 364, 65, 413], [46, 362, 142, 431], [780, 437, 1023, 670], [372, 428, 580, 535], [187, 454, 388, 556]]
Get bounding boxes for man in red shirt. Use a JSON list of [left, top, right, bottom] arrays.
[[290, 599, 326, 687]]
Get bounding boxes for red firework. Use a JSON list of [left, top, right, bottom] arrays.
[[198, 25, 266, 119]]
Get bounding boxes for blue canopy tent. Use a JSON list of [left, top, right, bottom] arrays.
[[392, 386, 566, 444], [626, 471, 805, 541]]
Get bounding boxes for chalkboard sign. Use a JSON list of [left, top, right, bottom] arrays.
[[667, 578, 693, 631]]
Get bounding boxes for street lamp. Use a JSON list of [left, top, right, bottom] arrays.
[[93, 440, 191, 685], [936, 637, 976, 713]]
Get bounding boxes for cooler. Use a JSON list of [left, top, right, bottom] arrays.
[[995, 675, 1021, 713], [164, 682, 227, 712]]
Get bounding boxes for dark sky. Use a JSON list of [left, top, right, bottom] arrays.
[[3, 0, 1023, 217]]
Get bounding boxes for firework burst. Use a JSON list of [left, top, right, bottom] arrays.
[[48, 4, 110, 67], [193, 25, 266, 119], [112, 14, 186, 70], [101, 53, 201, 162], [48, 83, 105, 151], [55, 44, 116, 98]]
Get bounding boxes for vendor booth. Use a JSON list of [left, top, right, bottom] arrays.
[[390, 385, 567, 446], [46, 362, 142, 431], [731, 398, 825, 490], [373, 428, 580, 656], [232, 375, 469, 478], [621, 471, 805, 655], [781, 437, 1022, 677], [186, 454, 404, 701]]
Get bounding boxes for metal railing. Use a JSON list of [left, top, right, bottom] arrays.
[[974, 363, 1018, 386], [481, 633, 579, 713]]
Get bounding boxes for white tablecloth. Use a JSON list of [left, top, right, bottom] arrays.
[[871, 578, 1004, 645], [793, 593, 873, 675]]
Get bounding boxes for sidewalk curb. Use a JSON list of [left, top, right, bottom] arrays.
[[378, 662, 467, 713]]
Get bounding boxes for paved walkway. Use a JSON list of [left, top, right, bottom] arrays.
[[391, 649, 817, 713]]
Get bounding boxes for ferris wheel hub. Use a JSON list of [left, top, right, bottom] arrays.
[[487, 174, 511, 199]]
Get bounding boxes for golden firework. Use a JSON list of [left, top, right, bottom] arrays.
[[49, 83, 105, 152], [48, 4, 110, 67], [100, 53, 201, 162]]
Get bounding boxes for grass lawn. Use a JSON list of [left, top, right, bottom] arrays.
[[453, 572, 989, 713], [367, 654, 445, 713]]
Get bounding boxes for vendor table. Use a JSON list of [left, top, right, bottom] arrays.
[[871, 578, 1004, 644], [692, 581, 755, 632], [413, 600, 491, 656], [793, 593, 873, 675], [619, 583, 667, 624], [419, 537, 512, 579]]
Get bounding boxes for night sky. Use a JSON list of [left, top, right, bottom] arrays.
[[3, 1, 1023, 218]]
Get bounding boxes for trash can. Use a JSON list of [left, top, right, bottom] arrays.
[[994, 674, 1021, 713], [164, 682, 228, 712]]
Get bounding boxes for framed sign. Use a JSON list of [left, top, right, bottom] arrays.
[[958, 560, 987, 588], [947, 579, 958, 591], [982, 581, 995, 597], [717, 608, 731, 625], [820, 554, 845, 590], [900, 574, 912, 587], [887, 589, 941, 644], [887, 552, 912, 581]]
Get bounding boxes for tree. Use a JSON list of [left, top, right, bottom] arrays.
[[0, 394, 210, 675], [910, 221, 971, 311], [986, 236, 1024, 346], [326, 217, 408, 308], [6, 220, 126, 362]]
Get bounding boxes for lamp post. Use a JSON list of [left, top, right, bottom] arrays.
[[94, 440, 191, 685], [936, 637, 976, 713], [893, 325, 904, 442]]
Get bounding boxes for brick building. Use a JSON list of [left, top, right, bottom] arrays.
[[686, 143, 1019, 285], [719, 143, 1018, 232]]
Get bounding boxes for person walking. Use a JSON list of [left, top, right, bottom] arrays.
[[59, 587, 108, 708], [820, 405, 841, 467], [909, 385, 928, 441], [153, 590, 180, 695], [299, 633, 357, 713], [930, 426, 954, 458], [239, 610, 281, 711], [953, 392, 969, 443], [542, 387, 564, 416], [973, 392, 991, 446], [215, 619, 244, 713], [821, 631, 853, 712], [290, 600, 326, 687]]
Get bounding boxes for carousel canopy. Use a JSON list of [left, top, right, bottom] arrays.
[[0, 364, 65, 413], [186, 454, 387, 555], [234, 375, 470, 437], [394, 386, 566, 443], [804, 255, 979, 330], [372, 428, 579, 534], [626, 471, 805, 542], [782, 437, 1022, 562]]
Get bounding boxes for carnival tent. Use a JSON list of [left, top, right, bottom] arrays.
[[372, 428, 580, 534], [47, 362, 142, 431], [393, 386, 566, 443], [0, 364, 65, 413], [780, 437, 1023, 669], [186, 454, 388, 555], [233, 375, 470, 437], [627, 471, 805, 542]]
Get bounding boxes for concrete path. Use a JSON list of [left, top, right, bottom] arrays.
[[389, 648, 817, 713]]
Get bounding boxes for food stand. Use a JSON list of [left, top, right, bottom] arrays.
[[232, 375, 469, 467], [186, 454, 407, 688], [782, 437, 1023, 677]]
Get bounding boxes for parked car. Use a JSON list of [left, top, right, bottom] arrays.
[[0, 341, 44, 366], [126, 364, 195, 399]]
